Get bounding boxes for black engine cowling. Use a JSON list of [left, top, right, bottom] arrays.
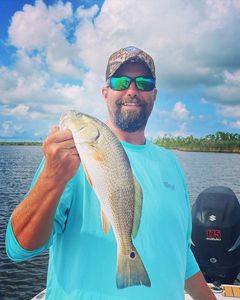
[[191, 186, 240, 284]]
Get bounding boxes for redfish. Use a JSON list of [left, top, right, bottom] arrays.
[[60, 111, 150, 289]]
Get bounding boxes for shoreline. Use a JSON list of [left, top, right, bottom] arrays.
[[0, 142, 42, 146], [0, 142, 239, 153], [165, 147, 240, 154]]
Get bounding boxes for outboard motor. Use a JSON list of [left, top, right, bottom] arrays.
[[191, 186, 240, 284]]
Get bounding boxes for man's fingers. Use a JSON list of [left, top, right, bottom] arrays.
[[70, 148, 79, 156], [48, 128, 73, 143], [60, 139, 77, 150], [50, 126, 59, 134], [44, 126, 80, 158]]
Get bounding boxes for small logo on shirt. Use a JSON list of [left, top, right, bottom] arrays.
[[163, 181, 175, 190]]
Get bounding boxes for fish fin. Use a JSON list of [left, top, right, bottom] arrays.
[[132, 176, 143, 238], [116, 245, 151, 289], [82, 162, 93, 187], [101, 209, 111, 234]]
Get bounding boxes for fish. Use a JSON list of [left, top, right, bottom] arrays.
[[59, 110, 151, 289]]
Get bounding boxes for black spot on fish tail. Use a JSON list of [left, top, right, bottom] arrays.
[[130, 252, 135, 259]]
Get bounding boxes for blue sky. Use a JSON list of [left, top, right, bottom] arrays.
[[0, 0, 240, 141]]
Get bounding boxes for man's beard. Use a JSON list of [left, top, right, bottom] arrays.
[[111, 97, 152, 133]]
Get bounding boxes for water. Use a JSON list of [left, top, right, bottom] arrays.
[[175, 150, 240, 204], [0, 146, 48, 300], [0, 146, 239, 300]]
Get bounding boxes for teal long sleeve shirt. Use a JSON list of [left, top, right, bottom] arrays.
[[6, 141, 199, 299]]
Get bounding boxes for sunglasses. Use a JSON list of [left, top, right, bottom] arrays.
[[107, 76, 156, 91]]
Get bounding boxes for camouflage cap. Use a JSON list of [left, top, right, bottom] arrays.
[[105, 46, 156, 80]]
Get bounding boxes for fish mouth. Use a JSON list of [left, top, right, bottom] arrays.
[[60, 111, 70, 127], [60, 110, 84, 130], [60, 111, 83, 121]]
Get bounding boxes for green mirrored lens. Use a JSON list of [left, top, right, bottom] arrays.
[[110, 77, 131, 90], [135, 77, 155, 91], [109, 76, 155, 91]]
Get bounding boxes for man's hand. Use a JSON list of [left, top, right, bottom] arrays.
[[11, 127, 80, 250], [42, 127, 81, 185]]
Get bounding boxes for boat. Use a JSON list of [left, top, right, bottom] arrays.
[[32, 284, 240, 299], [32, 187, 240, 299], [185, 284, 240, 299]]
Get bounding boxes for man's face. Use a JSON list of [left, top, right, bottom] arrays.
[[102, 62, 157, 132]]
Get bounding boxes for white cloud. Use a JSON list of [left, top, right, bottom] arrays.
[[8, 0, 82, 79], [172, 122, 189, 137], [217, 104, 240, 130], [230, 121, 240, 129], [74, 0, 240, 92], [155, 101, 193, 136], [2, 121, 12, 130], [56, 71, 107, 118], [222, 119, 240, 129], [204, 70, 240, 105], [0, 71, 56, 104], [1, 104, 49, 120], [1, 104, 29, 116], [46, 43, 83, 78], [8, 0, 72, 50], [217, 104, 240, 118], [172, 101, 191, 121], [5, 0, 240, 103], [76, 4, 99, 18], [224, 70, 240, 84], [157, 101, 192, 122], [0, 121, 23, 137], [1, 0, 240, 139]]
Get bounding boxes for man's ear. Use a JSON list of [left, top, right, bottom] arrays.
[[153, 88, 158, 101], [102, 87, 108, 100]]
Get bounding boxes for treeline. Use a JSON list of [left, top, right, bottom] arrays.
[[0, 141, 42, 146], [154, 132, 240, 153], [1, 132, 240, 152]]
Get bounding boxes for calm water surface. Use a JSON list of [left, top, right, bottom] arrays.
[[0, 146, 239, 300], [0, 146, 47, 300]]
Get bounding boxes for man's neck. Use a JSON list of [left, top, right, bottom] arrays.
[[106, 119, 146, 145]]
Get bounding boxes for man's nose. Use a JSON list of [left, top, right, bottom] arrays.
[[126, 80, 139, 97]]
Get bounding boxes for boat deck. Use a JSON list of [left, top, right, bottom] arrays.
[[32, 284, 240, 299], [185, 284, 240, 299]]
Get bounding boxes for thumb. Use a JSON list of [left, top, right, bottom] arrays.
[[50, 126, 59, 134]]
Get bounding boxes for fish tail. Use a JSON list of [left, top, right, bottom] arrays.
[[116, 245, 151, 289]]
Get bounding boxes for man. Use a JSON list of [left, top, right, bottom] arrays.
[[6, 46, 216, 299]]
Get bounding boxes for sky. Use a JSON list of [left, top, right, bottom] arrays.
[[0, 0, 240, 141]]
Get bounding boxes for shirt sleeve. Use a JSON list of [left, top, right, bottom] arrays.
[[185, 190, 200, 279], [170, 152, 200, 279], [185, 247, 200, 279], [5, 158, 74, 262], [5, 216, 53, 262]]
